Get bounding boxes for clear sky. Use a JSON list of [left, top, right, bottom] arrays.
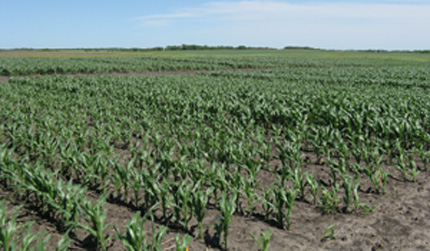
[[1, 0, 429, 50]]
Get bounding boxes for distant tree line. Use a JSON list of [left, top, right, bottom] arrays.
[[164, 44, 277, 50], [1, 46, 429, 53]]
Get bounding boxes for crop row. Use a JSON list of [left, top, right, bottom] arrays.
[[1, 56, 291, 76], [2, 55, 422, 77]]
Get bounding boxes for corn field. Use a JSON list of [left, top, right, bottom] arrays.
[[0, 52, 430, 250]]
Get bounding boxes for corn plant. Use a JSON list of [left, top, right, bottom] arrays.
[[172, 181, 193, 231], [175, 234, 191, 251], [320, 184, 340, 214], [109, 161, 131, 202], [158, 180, 174, 222], [273, 184, 297, 230], [306, 174, 319, 205], [228, 171, 245, 213], [0, 200, 22, 251], [258, 185, 275, 221], [289, 167, 308, 200], [79, 195, 112, 251], [54, 231, 73, 251], [407, 155, 420, 182], [353, 183, 361, 211], [191, 185, 215, 239], [418, 149, 430, 171], [141, 168, 161, 210], [56, 180, 87, 232], [21, 165, 60, 215], [395, 154, 409, 181], [249, 230, 273, 251], [321, 223, 337, 242], [276, 139, 304, 169], [129, 166, 143, 208], [215, 191, 237, 250], [115, 211, 167, 251], [341, 174, 353, 213], [18, 221, 48, 251], [352, 182, 374, 215], [243, 176, 257, 216]]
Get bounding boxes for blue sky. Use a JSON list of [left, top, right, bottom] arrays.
[[1, 0, 429, 50]]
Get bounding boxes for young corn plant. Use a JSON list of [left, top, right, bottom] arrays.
[[321, 223, 337, 242], [173, 181, 193, 231], [276, 139, 304, 169], [21, 165, 60, 215], [249, 230, 273, 251], [273, 184, 297, 230], [141, 169, 161, 210], [57, 180, 87, 232], [175, 234, 191, 251], [353, 183, 361, 211], [341, 174, 353, 213], [289, 167, 308, 201], [243, 177, 257, 216], [352, 182, 374, 215], [158, 180, 174, 222], [0, 200, 22, 251], [79, 195, 112, 251], [111, 162, 131, 202], [377, 169, 389, 194], [129, 167, 143, 208], [17, 221, 48, 251], [258, 186, 275, 221], [0, 199, 52, 251], [115, 212, 167, 251], [191, 185, 215, 239], [395, 154, 409, 181], [306, 174, 319, 205], [108, 167, 124, 201], [229, 171, 245, 213], [215, 191, 237, 250], [284, 187, 297, 230], [274, 165, 290, 188], [418, 149, 430, 171], [320, 184, 340, 214], [326, 153, 339, 185], [407, 155, 420, 182], [362, 163, 385, 194], [54, 231, 73, 251], [350, 163, 363, 183]]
